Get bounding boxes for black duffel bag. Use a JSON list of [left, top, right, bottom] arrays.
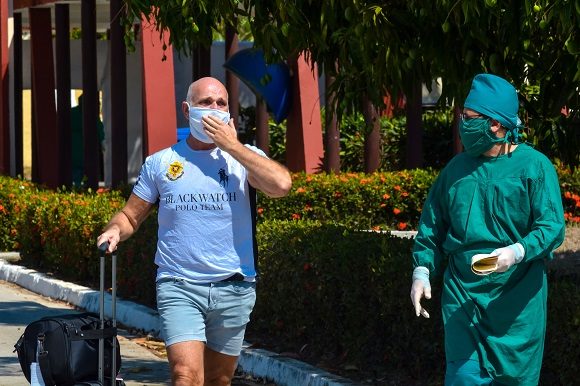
[[14, 312, 121, 385]]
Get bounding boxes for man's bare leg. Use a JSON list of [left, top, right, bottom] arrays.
[[204, 346, 239, 386], [167, 340, 205, 386]]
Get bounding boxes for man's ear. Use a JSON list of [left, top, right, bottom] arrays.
[[490, 119, 507, 138], [181, 102, 190, 120]]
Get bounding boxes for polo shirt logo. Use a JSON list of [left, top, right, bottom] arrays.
[[166, 161, 184, 181], [218, 167, 229, 187]]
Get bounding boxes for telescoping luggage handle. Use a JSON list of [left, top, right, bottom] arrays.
[[98, 242, 117, 386]]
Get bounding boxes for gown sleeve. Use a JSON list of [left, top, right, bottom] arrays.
[[412, 172, 450, 276], [519, 159, 565, 261]]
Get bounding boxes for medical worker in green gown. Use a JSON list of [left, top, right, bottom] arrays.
[[410, 74, 565, 386]]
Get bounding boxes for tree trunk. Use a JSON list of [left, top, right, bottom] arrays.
[[405, 80, 423, 169], [225, 25, 239, 127], [324, 73, 340, 173], [362, 96, 381, 173], [255, 97, 269, 156], [192, 45, 211, 80], [452, 105, 463, 154]]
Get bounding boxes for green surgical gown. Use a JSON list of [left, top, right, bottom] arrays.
[[412, 144, 565, 385]]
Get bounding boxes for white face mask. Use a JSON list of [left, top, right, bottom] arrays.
[[187, 104, 230, 144]]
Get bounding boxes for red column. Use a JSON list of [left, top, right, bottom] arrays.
[[285, 53, 324, 173], [0, 0, 10, 175], [29, 7, 59, 188], [140, 15, 176, 157]]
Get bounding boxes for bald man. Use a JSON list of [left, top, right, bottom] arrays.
[[98, 77, 292, 386]]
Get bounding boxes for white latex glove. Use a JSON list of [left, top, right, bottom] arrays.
[[491, 243, 525, 273], [410, 267, 431, 318]]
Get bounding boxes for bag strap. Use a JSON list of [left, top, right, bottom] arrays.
[[68, 326, 117, 341], [37, 334, 56, 386], [13, 333, 24, 353]]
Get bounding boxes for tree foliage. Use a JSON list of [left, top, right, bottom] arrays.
[[122, 0, 580, 166]]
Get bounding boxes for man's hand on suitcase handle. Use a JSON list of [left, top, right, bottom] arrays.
[[98, 242, 110, 253], [96, 231, 120, 254]]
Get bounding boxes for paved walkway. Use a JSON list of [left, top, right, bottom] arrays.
[[0, 253, 360, 386], [0, 280, 170, 386]]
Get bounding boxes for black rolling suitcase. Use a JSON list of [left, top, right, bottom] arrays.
[[15, 243, 123, 386]]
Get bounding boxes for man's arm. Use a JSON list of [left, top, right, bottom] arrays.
[[203, 115, 292, 197], [518, 161, 566, 261], [96, 193, 154, 252], [229, 143, 292, 197]]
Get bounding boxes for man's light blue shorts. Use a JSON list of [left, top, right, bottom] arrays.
[[156, 277, 256, 356]]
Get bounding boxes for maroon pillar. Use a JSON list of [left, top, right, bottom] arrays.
[[13, 12, 23, 177], [141, 15, 177, 157], [55, 4, 72, 186], [0, 0, 9, 175], [29, 7, 59, 188], [110, 0, 128, 186], [285, 53, 324, 173], [82, 0, 100, 188]]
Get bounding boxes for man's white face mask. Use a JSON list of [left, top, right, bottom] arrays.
[[187, 103, 230, 144]]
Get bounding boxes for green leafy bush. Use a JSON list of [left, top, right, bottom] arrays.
[[557, 163, 580, 223], [15, 186, 125, 283], [251, 220, 445, 383], [0, 177, 44, 252], [258, 169, 437, 230], [251, 220, 579, 385]]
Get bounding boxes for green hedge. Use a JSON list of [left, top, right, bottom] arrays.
[[258, 167, 580, 229], [0, 178, 125, 283], [251, 220, 579, 385], [2, 165, 579, 254], [257, 169, 436, 230], [251, 220, 446, 384]]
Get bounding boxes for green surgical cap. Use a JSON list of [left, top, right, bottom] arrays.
[[464, 74, 520, 131]]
